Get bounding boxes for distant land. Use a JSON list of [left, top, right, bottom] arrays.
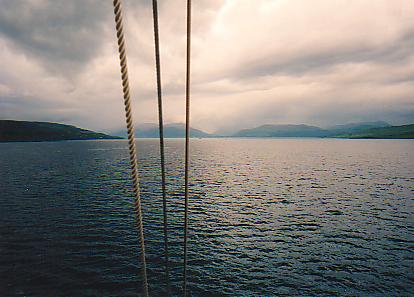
[[114, 123, 210, 138], [232, 121, 414, 139], [0, 120, 121, 142], [234, 124, 328, 138], [124, 121, 413, 139], [335, 124, 414, 139], [1, 120, 413, 142]]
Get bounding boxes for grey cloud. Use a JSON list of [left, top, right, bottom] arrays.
[[227, 32, 414, 81], [0, 0, 112, 76], [0, 0, 413, 133], [1, 95, 80, 123]]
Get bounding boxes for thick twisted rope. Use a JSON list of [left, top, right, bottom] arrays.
[[151, 0, 170, 293], [183, 0, 192, 296], [111, 1, 149, 296]]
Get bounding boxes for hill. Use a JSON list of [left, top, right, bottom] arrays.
[[0, 120, 121, 142], [233, 124, 329, 137], [327, 121, 391, 136], [231, 121, 411, 138], [115, 123, 211, 138], [335, 124, 414, 139]]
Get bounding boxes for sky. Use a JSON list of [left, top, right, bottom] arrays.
[[0, 0, 414, 134]]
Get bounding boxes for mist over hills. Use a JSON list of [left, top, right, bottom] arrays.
[[234, 124, 328, 137], [1, 120, 413, 142], [234, 121, 394, 138], [113, 123, 211, 138], [336, 124, 414, 139], [326, 121, 391, 135], [113, 121, 412, 139]]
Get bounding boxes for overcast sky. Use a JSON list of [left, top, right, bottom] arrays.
[[0, 0, 413, 133]]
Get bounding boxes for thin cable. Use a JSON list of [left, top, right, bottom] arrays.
[[183, 0, 191, 296], [151, 0, 170, 293], [111, 1, 149, 296]]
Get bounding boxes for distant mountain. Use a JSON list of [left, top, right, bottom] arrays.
[[3, 120, 412, 142], [327, 121, 391, 136], [231, 121, 413, 139], [335, 124, 414, 139], [115, 123, 211, 138], [234, 124, 329, 137], [0, 120, 121, 142]]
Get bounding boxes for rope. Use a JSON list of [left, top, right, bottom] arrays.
[[151, 0, 170, 293], [183, 0, 192, 296], [111, 1, 149, 296]]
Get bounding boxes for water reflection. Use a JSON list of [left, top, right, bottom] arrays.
[[0, 139, 413, 296]]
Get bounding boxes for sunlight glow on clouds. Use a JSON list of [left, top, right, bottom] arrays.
[[0, 0, 413, 133]]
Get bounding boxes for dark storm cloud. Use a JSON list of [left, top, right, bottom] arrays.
[[0, 0, 114, 76]]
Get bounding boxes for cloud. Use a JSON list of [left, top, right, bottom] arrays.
[[0, 0, 112, 76], [0, 0, 413, 133]]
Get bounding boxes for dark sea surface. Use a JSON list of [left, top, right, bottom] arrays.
[[0, 138, 413, 296]]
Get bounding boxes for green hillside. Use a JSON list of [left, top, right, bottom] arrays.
[[231, 122, 413, 139], [336, 124, 414, 139], [0, 120, 121, 142]]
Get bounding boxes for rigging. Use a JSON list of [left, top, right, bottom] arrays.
[[111, 0, 149, 296]]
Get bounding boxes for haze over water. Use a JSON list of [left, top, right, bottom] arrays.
[[0, 139, 413, 296]]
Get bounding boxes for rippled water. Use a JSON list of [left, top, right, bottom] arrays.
[[0, 138, 413, 296]]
